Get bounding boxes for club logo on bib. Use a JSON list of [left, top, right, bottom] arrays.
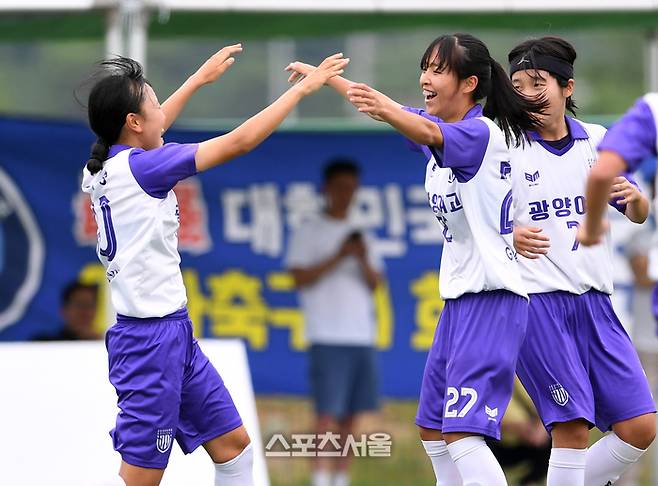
[[156, 428, 174, 453], [485, 405, 499, 422], [549, 383, 570, 407], [525, 171, 540, 186]]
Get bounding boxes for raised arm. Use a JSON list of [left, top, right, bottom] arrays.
[[347, 83, 443, 147], [194, 53, 349, 172], [577, 151, 625, 246], [580, 97, 658, 244], [286, 61, 352, 100], [161, 44, 243, 131]]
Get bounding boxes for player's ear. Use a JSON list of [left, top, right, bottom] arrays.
[[125, 112, 143, 134], [563, 78, 574, 99], [462, 75, 478, 95]]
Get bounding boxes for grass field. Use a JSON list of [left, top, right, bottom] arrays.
[[256, 397, 656, 486], [257, 397, 433, 485]]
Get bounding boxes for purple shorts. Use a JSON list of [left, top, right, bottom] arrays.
[[517, 290, 656, 433], [416, 290, 528, 440], [106, 308, 243, 469]]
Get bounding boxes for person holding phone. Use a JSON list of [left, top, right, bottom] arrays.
[[285, 158, 383, 486]]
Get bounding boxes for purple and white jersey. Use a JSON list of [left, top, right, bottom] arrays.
[[598, 94, 658, 280], [81, 143, 198, 317], [408, 104, 526, 300], [510, 117, 632, 295]]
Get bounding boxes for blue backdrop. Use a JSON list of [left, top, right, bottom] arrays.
[[0, 116, 447, 398]]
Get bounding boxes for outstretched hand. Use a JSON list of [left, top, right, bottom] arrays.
[[291, 53, 350, 96], [346, 83, 398, 121], [285, 60, 316, 84], [190, 44, 243, 86]]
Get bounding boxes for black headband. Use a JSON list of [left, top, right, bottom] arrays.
[[509, 54, 574, 80]]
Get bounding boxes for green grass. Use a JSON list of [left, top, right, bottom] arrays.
[[256, 396, 656, 486], [257, 397, 434, 485]]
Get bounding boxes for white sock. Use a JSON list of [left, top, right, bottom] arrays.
[[547, 447, 587, 486], [446, 436, 506, 486], [214, 443, 254, 486], [312, 469, 332, 486], [585, 433, 646, 485], [333, 470, 349, 486], [421, 440, 463, 486]]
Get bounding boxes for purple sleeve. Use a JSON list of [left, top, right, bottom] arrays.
[[128, 143, 198, 198], [598, 99, 657, 172], [402, 106, 440, 123], [401, 106, 439, 159], [608, 171, 641, 214], [429, 118, 490, 183]]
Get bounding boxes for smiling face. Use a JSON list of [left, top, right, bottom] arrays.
[[419, 48, 478, 121], [511, 68, 573, 128]]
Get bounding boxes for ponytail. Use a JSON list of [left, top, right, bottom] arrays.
[[86, 139, 110, 174], [484, 59, 547, 146]]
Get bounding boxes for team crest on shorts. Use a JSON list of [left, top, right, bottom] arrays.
[[549, 383, 570, 407], [156, 428, 174, 453]]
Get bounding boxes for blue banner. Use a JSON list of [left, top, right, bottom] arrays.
[[0, 116, 641, 398], [0, 116, 452, 398]]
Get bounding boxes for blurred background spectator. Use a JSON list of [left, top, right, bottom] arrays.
[[286, 160, 384, 486], [34, 281, 100, 341]]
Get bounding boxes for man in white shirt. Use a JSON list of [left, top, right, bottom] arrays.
[[285, 160, 383, 486]]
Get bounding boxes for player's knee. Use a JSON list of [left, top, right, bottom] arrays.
[[551, 419, 589, 448], [219, 440, 252, 464], [227, 430, 252, 458], [205, 426, 251, 463], [418, 426, 443, 441], [614, 414, 656, 450]]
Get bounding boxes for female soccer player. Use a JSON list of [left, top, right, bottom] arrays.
[[288, 33, 545, 485], [507, 36, 655, 486], [81, 46, 348, 486]]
